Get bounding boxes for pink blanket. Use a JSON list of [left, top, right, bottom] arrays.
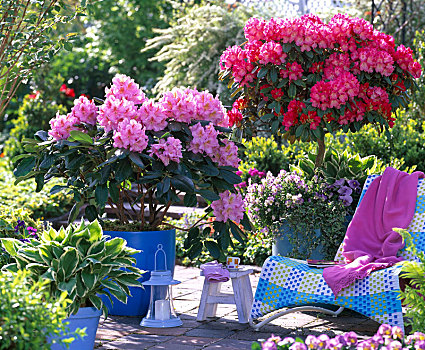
[[323, 167, 424, 296]]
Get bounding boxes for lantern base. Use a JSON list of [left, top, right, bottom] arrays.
[[140, 316, 183, 328]]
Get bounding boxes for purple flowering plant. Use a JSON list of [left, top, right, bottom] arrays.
[[245, 170, 347, 259], [330, 178, 361, 215], [252, 324, 425, 350], [235, 167, 266, 194]]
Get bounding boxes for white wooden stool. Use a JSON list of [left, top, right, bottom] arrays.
[[197, 268, 254, 324]]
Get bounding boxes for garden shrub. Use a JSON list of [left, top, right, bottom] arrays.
[[144, 2, 253, 104], [0, 270, 72, 350], [0, 159, 72, 220], [239, 136, 313, 182]]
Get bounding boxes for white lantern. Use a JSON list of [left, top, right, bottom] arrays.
[[140, 244, 182, 328]]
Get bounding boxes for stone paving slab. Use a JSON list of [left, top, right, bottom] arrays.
[[95, 265, 383, 349]]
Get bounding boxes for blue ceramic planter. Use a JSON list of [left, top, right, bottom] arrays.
[[101, 229, 176, 317], [272, 222, 324, 259], [272, 215, 353, 259], [50, 307, 101, 350]]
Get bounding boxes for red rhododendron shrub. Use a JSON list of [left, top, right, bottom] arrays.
[[219, 14, 421, 165]]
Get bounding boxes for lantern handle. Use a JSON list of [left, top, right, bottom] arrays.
[[154, 243, 167, 271]]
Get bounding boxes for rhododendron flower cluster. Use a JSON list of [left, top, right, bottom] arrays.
[[211, 191, 245, 224], [45, 74, 246, 235], [149, 137, 182, 166], [219, 13, 421, 143]]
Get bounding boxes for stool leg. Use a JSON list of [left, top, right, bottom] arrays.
[[197, 280, 221, 321], [231, 277, 248, 324], [205, 282, 221, 317], [241, 275, 254, 319]]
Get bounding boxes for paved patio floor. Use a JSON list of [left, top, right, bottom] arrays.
[[95, 265, 382, 350]]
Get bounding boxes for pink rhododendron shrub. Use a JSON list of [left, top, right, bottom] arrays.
[[219, 14, 422, 165], [17, 74, 250, 259]]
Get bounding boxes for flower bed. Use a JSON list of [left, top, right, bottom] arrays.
[[253, 324, 425, 350]]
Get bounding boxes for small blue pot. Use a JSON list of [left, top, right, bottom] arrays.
[[101, 229, 176, 317], [272, 222, 324, 259], [50, 307, 102, 350]]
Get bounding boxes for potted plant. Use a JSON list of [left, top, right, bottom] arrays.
[[13, 74, 250, 316], [1, 220, 144, 350], [219, 14, 421, 168], [244, 170, 347, 260], [0, 269, 83, 350]]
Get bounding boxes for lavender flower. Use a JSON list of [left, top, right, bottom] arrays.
[[289, 342, 307, 350], [348, 179, 360, 191], [343, 331, 358, 346]]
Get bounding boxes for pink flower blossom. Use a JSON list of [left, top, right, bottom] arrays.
[[211, 191, 245, 223], [258, 41, 286, 65], [280, 62, 304, 82], [194, 90, 226, 125], [113, 119, 148, 153], [98, 96, 138, 133], [323, 53, 351, 80], [149, 137, 182, 166], [48, 112, 80, 140], [71, 96, 98, 125], [189, 122, 220, 158], [160, 88, 197, 123], [105, 74, 147, 104], [216, 139, 240, 168], [137, 100, 168, 131], [244, 17, 266, 41]]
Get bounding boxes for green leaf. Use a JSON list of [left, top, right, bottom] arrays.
[[197, 189, 220, 202], [82, 270, 96, 289], [129, 152, 145, 169], [87, 220, 103, 242], [50, 185, 67, 195], [88, 294, 103, 311], [109, 181, 119, 203], [14, 156, 36, 177], [288, 83, 297, 98], [95, 184, 108, 208], [188, 242, 203, 259], [85, 205, 98, 222], [68, 201, 84, 224], [69, 130, 93, 144], [105, 238, 125, 258], [171, 175, 195, 193], [115, 159, 133, 183], [219, 170, 242, 185], [257, 67, 269, 79], [204, 240, 221, 259], [201, 164, 220, 176], [269, 67, 278, 83], [58, 277, 77, 295], [184, 193, 198, 207], [60, 248, 79, 279]]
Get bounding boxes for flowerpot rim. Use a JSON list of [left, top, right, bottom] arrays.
[[104, 229, 176, 235], [68, 306, 102, 319]]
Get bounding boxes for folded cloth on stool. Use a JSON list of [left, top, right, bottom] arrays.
[[200, 261, 230, 283]]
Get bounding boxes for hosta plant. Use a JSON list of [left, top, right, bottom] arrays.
[[219, 14, 422, 167], [14, 74, 250, 258], [1, 220, 144, 317]]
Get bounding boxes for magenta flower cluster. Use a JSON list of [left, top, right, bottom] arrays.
[[220, 14, 422, 138], [47, 74, 244, 223], [256, 324, 425, 350]]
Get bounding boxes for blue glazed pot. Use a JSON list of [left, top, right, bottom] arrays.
[[271, 222, 324, 260], [50, 307, 102, 350], [101, 229, 176, 317]]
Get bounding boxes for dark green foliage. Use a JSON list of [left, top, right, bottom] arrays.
[[0, 270, 75, 350], [86, 0, 172, 91]]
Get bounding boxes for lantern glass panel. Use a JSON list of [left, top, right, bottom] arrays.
[[145, 285, 178, 321]]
